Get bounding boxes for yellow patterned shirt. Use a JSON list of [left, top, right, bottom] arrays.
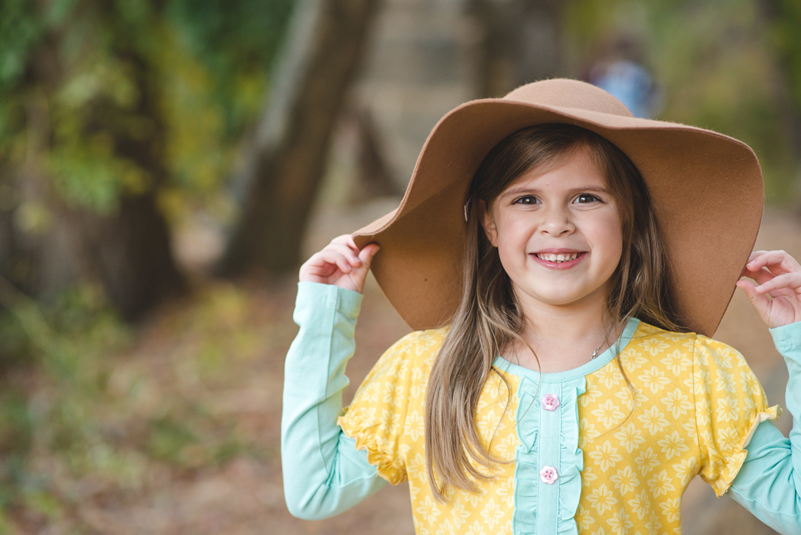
[[338, 318, 780, 535]]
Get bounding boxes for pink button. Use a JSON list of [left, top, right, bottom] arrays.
[[540, 466, 558, 484], [542, 393, 560, 411]]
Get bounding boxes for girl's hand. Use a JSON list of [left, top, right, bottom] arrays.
[[299, 234, 380, 294], [736, 250, 801, 328]]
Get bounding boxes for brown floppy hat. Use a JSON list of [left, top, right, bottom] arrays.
[[352, 79, 763, 337]]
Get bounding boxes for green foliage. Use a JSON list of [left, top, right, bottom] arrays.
[[0, 0, 41, 92], [152, 0, 296, 223], [0, 0, 295, 220], [166, 0, 294, 137], [769, 0, 801, 110]]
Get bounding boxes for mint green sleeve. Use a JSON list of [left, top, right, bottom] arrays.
[[281, 282, 387, 520], [729, 321, 801, 534]]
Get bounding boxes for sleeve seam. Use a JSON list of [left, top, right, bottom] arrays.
[[316, 291, 341, 480], [728, 485, 801, 516]]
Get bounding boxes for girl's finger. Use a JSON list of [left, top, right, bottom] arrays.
[[319, 249, 359, 273], [320, 242, 362, 266], [331, 234, 360, 252], [746, 250, 769, 264], [300, 255, 345, 281], [301, 243, 358, 278], [352, 243, 379, 273], [747, 250, 799, 274], [754, 272, 801, 294], [299, 235, 378, 290], [323, 235, 360, 262], [344, 243, 380, 293], [741, 265, 777, 287]]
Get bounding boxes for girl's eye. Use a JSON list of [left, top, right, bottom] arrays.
[[575, 193, 601, 204], [512, 195, 539, 205]]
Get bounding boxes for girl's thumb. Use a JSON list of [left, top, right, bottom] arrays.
[[736, 278, 771, 323], [359, 244, 380, 268], [735, 279, 757, 300]]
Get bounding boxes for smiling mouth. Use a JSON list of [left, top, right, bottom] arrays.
[[534, 252, 582, 263]]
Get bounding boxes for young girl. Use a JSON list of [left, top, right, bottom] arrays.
[[281, 79, 801, 534]]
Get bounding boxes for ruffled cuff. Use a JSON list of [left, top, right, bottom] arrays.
[[713, 405, 782, 497], [339, 412, 407, 486]]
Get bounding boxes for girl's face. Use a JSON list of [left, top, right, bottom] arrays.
[[482, 147, 623, 313]]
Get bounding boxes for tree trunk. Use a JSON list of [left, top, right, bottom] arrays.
[[77, 192, 185, 321], [467, 0, 565, 98], [217, 0, 381, 277], [348, 106, 401, 205], [467, 0, 513, 98]]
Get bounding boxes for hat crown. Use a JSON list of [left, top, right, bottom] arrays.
[[504, 79, 634, 118]]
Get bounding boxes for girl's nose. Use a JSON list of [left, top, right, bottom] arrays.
[[540, 205, 575, 236]]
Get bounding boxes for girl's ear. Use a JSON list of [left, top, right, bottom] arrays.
[[479, 200, 499, 247]]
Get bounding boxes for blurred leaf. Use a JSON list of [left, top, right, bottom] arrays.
[[0, 508, 15, 534], [13, 201, 53, 235], [22, 491, 62, 520], [0, 393, 32, 455], [0, 0, 41, 90], [149, 416, 199, 464]]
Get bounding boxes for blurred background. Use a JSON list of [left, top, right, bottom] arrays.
[[0, 0, 799, 533]]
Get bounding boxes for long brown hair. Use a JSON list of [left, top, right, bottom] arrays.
[[424, 123, 683, 501]]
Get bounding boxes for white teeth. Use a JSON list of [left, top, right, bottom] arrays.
[[537, 253, 579, 263]]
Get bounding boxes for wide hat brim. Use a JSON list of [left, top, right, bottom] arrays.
[[353, 79, 763, 336]]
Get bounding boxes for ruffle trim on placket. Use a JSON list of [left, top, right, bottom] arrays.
[[512, 376, 586, 535], [513, 378, 539, 535], [557, 378, 585, 535]]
